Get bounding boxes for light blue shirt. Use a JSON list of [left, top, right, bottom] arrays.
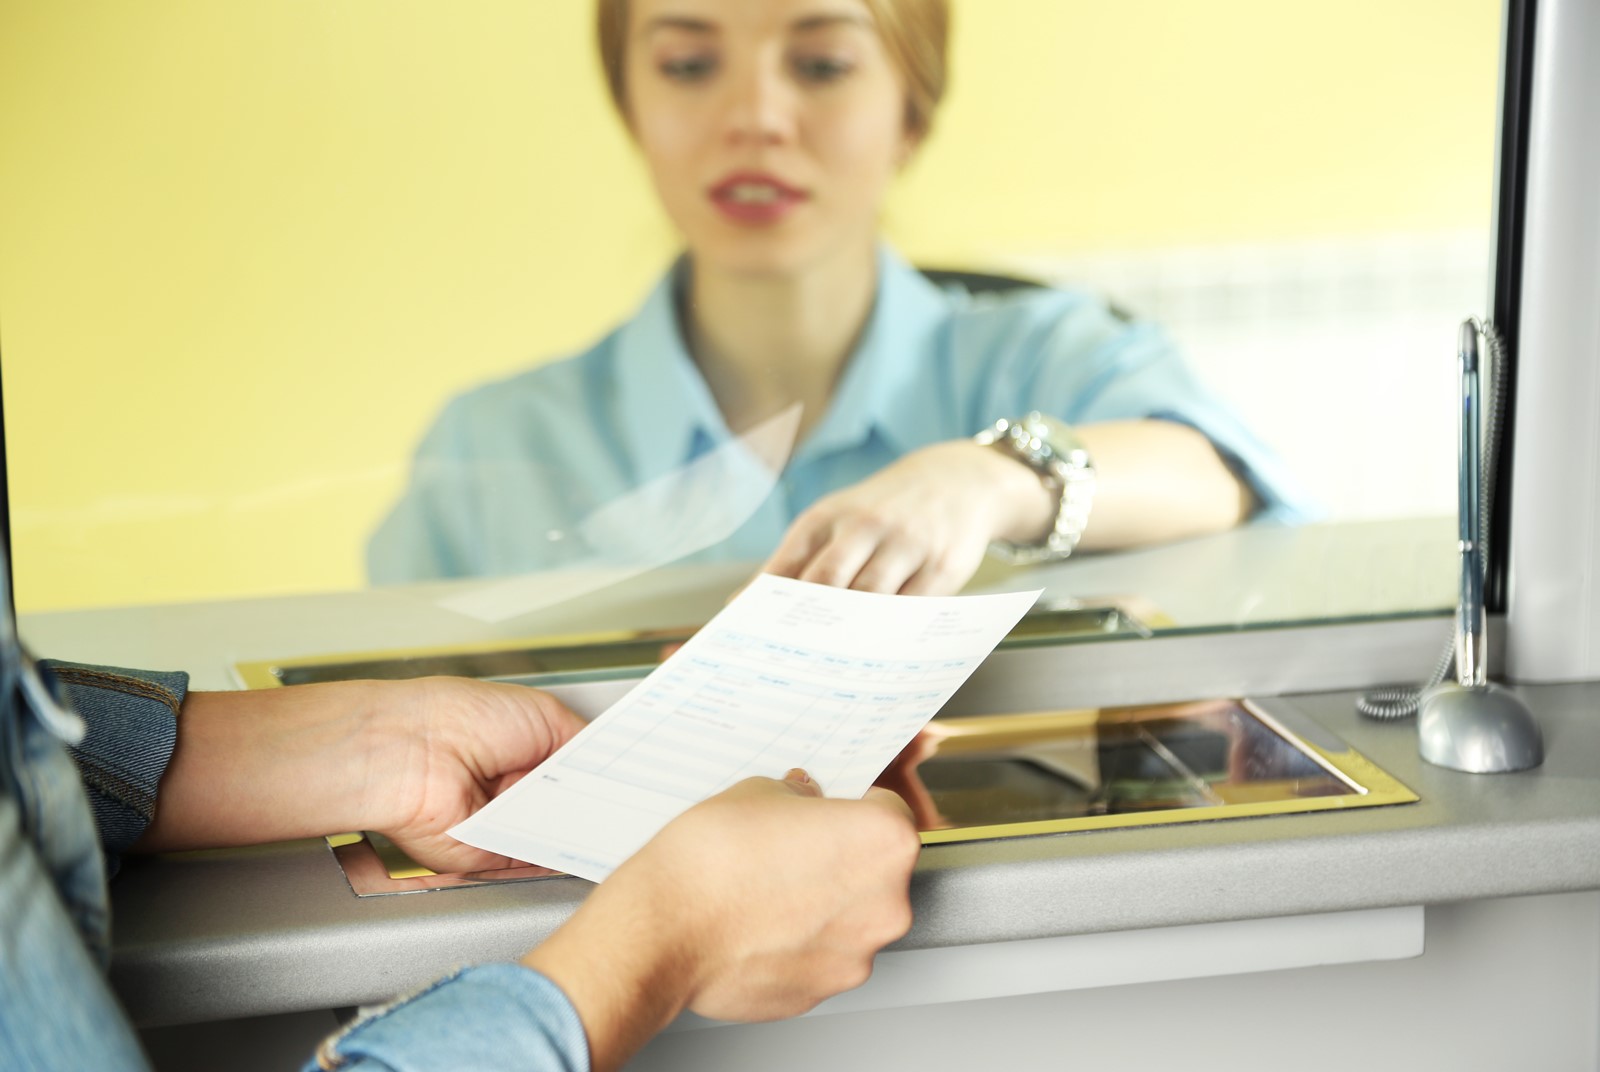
[[369, 248, 1315, 583]]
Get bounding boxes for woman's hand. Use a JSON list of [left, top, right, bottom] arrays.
[[759, 422, 1257, 597], [134, 677, 587, 875], [760, 439, 1054, 596]]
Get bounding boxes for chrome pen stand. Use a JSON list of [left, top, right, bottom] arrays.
[[1417, 321, 1543, 773]]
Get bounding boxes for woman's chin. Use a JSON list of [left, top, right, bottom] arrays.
[[691, 235, 864, 283]]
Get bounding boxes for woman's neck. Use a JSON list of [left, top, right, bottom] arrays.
[[682, 244, 879, 439]]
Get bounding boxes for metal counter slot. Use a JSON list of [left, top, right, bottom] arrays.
[[237, 598, 1160, 690], [913, 701, 1413, 847], [331, 697, 1417, 896], [270, 633, 686, 688]]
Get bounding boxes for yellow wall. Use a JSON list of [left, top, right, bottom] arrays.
[[0, 0, 1499, 612]]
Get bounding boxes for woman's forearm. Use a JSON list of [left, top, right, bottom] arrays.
[[1074, 419, 1254, 550]]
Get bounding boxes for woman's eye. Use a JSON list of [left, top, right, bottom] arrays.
[[792, 54, 854, 84], [659, 54, 718, 82]]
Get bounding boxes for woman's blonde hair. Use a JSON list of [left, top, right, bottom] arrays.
[[595, 0, 950, 138]]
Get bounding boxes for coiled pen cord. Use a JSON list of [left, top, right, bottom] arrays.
[[1357, 319, 1509, 721]]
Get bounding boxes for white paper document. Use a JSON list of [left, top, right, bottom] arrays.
[[448, 574, 1041, 881]]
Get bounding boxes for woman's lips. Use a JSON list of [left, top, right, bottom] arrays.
[[708, 172, 808, 225]]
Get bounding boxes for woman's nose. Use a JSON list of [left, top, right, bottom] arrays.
[[721, 61, 795, 146]]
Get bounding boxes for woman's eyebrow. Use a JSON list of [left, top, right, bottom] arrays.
[[638, 16, 717, 38], [636, 10, 870, 40], [790, 13, 874, 33]]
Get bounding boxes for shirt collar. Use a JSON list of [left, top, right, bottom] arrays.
[[613, 258, 727, 484], [797, 246, 950, 462], [612, 247, 952, 480]]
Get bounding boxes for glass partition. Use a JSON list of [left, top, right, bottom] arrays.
[[0, 1, 1500, 652]]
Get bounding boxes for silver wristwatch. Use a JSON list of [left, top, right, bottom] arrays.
[[973, 412, 1096, 564]]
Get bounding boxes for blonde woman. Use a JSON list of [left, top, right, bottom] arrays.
[[371, 0, 1311, 592]]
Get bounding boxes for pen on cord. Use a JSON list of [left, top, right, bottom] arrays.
[[1455, 319, 1486, 688]]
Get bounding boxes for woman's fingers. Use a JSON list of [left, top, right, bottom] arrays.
[[898, 541, 984, 596], [795, 533, 875, 589], [762, 498, 936, 593], [760, 441, 1018, 597], [847, 532, 932, 594], [760, 513, 833, 578], [786, 518, 975, 596]]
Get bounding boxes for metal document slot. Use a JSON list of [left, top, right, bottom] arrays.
[[898, 697, 1415, 844], [236, 597, 1162, 690], [330, 696, 1415, 896]]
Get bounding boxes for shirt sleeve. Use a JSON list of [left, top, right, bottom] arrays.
[[368, 396, 484, 584], [40, 661, 189, 873], [308, 964, 590, 1072], [960, 291, 1323, 524], [365, 387, 602, 585]]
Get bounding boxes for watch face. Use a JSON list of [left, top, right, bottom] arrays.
[[1034, 419, 1093, 470], [976, 415, 1092, 562]]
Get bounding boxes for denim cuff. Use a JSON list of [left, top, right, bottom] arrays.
[[41, 662, 188, 869], [311, 964, 590, 1072]]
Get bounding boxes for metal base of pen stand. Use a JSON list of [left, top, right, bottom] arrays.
[[1418, 681, 1543, 773]]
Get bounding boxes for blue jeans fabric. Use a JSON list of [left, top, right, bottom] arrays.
[[0, 619, 149, 1070], [49, 662, 187, 871], [306, 964, 589, 1072]]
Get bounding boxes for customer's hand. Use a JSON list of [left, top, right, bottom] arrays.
[[649, 771, 919, 1022], [522, 770, 920, 1071], [368, 677, 589, 872], [134, 677, 587, 874], [759, 439, 1054, 596]]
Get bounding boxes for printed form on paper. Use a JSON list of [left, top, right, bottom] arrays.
[[449, 574, 1040, 882]]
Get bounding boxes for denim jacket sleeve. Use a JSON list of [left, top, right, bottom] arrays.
[[39, 661, 189, 873], [308, 963, 591, 1072]]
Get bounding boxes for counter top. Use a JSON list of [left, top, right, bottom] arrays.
[[20, 515, 1561, 1027], [107, 678, 1600, 1027]]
